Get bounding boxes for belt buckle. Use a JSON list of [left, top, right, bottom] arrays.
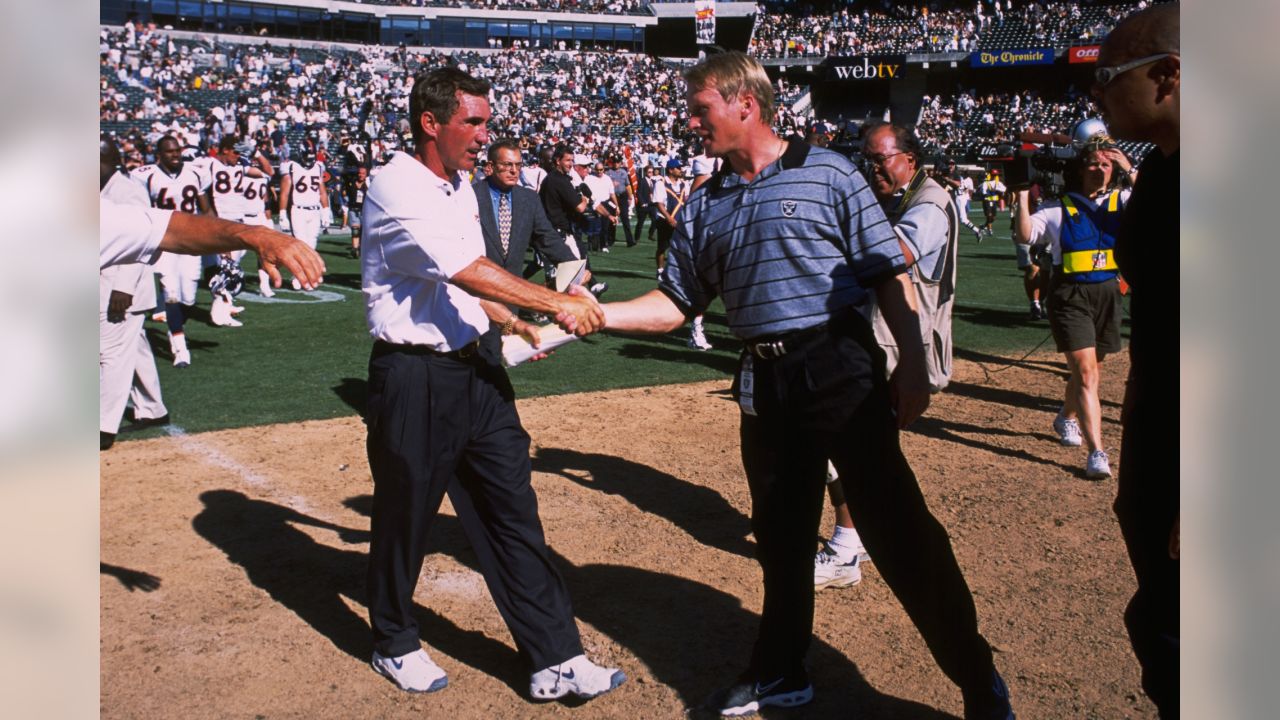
[[457, 343, 476, 359], [753, 339, 785, 360]]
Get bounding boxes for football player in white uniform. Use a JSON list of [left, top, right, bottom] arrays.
[[133, 135, 212, 367], [279, 150, 329, 290], [208, 136, 275, 304]]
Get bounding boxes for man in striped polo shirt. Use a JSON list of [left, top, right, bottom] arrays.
[[578, 52, 1013, 719]]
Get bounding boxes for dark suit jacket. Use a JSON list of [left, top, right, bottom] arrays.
[[473, 178, 579, 363]]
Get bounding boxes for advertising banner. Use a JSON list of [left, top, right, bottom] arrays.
[[1068, 45, 1101, 64], [694, 0, 715, 45], [970, 48, 1055, 68], [825, 56, 906, 81]]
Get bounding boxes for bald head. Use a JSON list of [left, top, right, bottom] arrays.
[[1094, 3, 1179, 153], [1104, 3, 1179, 62]]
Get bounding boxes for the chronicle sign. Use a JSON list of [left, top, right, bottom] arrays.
[[970, 48, 1055, 67]]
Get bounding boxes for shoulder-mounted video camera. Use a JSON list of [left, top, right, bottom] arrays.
[[1000, 118, 1113, 195]]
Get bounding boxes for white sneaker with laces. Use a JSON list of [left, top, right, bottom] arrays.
[[814, 550, 862, 590], [1053, 414, 1083, 447], [1086, 449, 1112, 479], [169, 332, 191, 368], [371, 648, 448, 693], [688, 326, 713, 351], [529, 654, 626, 701]]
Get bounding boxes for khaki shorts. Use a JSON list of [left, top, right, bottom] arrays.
[[1047, 275, 1123, 359]]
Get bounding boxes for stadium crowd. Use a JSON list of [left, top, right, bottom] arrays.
[[750, 0, 1153, 59], [101, 24, 815, 173], [354, 0, 648, 15], [914, 89, 1095, 157]]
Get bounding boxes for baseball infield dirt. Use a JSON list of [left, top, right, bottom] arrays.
[[101, 352, 1156, 719]]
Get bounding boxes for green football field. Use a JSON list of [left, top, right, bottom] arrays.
[[119, 208, 1126, 439]]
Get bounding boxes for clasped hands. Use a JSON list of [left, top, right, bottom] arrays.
[[554, 284, 606, 337]]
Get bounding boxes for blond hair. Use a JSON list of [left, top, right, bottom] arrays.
[[684, 51, 776, 126]]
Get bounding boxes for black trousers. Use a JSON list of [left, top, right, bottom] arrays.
[[611, 201, 635, 246], [1116, 380, 1179, 718], [736, 315, 995, 693], [365, 345, 583, 668], [633, 203, 651, 240]]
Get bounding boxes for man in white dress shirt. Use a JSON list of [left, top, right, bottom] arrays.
[[359, 67, 623, 703]]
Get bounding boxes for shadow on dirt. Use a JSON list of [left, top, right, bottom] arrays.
[[195, 489, 958, 717], [532, 446, 755, 560]]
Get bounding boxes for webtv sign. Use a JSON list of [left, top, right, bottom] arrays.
[[826, 56, 906, 81], [1069, 45, 1101, 64]]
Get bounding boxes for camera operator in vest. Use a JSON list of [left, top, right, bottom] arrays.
[[1013, 136, 1136, 480]]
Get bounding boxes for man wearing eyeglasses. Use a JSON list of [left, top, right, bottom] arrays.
[[1092, 4, 1180, 718], [473, 137, 584, 364], [812, 121, 963, 594]]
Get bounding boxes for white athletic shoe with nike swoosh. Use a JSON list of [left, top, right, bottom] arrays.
[[529, 654, 626, 701], [713, 671, 814, 717], [371, 648, 448, 693]]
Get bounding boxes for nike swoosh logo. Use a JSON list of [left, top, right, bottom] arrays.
[[391, 658, 404, 669], [755, 678, 784, 695], [562, 668, 575, 680]]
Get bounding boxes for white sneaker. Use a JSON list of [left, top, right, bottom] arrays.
[[814, 550, 862, 590], [1053, 414, 1083, 447], [1086, 450, 1112, 479], [210, 297, 243, 327], [371, 648, 448, 693], [169, 332, 190, 368], [529, 654, 626, 701], [688, 327, 713, 351]]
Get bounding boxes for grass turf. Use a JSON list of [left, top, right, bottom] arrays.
[[117, 208, 1126, 439]]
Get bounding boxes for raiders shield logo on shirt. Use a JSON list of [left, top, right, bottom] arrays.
[[781, 200, 798, 217]]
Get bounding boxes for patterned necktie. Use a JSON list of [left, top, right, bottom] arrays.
[[498, 192, 512, 259]]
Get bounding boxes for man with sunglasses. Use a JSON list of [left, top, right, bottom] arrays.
[[1092, 4, 1180, 718]]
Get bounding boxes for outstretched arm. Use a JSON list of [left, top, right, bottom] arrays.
[[452, 257, 604, 336], [567, 287, 687, 335], [162, 211, 326, 289]]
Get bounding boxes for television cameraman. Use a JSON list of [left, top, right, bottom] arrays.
[[1012, 138, 1136, 480]]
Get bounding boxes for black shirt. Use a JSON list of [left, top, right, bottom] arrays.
[[539, 170, 584, 234], [345, 179, 367, 211], [1115, 148, 1178, 400]]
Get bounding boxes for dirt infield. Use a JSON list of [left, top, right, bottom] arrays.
[[100, 352, 1155, 719]]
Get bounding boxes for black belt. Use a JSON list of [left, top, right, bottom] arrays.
[[744, 322, 831, 360], [373, 339, 480, 360]]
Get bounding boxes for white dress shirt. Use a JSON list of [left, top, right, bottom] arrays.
[[100, 201, 171, 269], [361, 151, 489, 349]]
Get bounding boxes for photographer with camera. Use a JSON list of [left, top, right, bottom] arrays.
[[1013, 139, 1135, 479]]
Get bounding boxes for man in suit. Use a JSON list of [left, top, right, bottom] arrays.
[[473, 138, 583, 364]]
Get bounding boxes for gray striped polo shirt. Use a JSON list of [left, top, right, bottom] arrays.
[[658, 140, 903, 340]]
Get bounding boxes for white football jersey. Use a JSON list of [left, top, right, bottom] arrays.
[[283, 160, 326, 208], [208, 158, 266, 217], [133, 162, 210, 214]]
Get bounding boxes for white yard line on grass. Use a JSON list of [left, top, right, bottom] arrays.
[[164, 424, 315, 515]]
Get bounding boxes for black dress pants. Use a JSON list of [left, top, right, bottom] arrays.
[[633, 203, 650, 240], [736, 315, 996, 694], [365, 344, 582, 668], [1116, 379, 1179, 719]]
